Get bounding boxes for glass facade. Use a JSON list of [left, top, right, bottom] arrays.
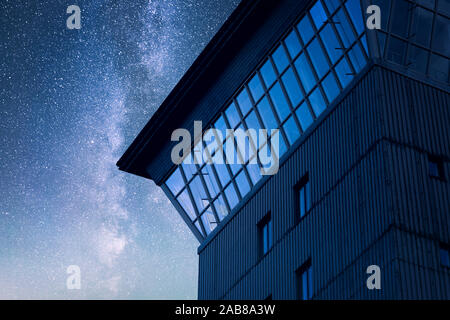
[[373, 0, 450, 83], [165, 0, 370, 239]]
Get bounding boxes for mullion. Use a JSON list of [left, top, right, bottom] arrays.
[[179, 163, 207, 236], [263, 57, 291, 148]]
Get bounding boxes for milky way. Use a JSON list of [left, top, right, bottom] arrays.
[[0, 0, 240, 299]]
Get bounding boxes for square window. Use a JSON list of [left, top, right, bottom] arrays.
[[390, 0, 413, 38], [297, 15, 315, 44], [335, 57, 354, 87], [213, 194, 228, 221], [257, 97, 278, 130], [269, 82, 291, 121], [322, 72, 340, 103], [166, 167, 184, 196], [294, 53, 316, 93], [307, 38, 330, 79], [282, 67, 303, 107], [285, 29, 302, 59], [320, 23, 343, 64], [224, 183, 239, 209], [296, 259, 313, 300], [310, 1, 328, 29], [272, 45, 290, 73], [294, 174, 311, 220], [428, 155, 445, 179], [411, 6, 433, 47], [324, 0, 340, 15], [225, 102, 241, 129], [237, 88, 253, 116], [246, 163, 262, 185], [437, 0, 450, 16], [177, 189, 196, 221], [348, 43, 367, 73], [236, 170, 251, 198], [334, 8, 356, 48], [258, 212, 273, 256], [248, 73, 264, 102], [345, 0, 364, 35], [295, 101, 314, 131], [283, 115, 301, 145], [309, 87, 326, 116], [260, 59, 277, 88], [407, 45, 429, 74]]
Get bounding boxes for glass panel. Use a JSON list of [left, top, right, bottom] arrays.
[[408, 45, 429, 74], [237, 88, 253, 116], [307, 38, 329, 78], [361, 34, 369, 55], [334, 8, 356, 47], [182, 162, 197, 182], [202, 165, 220, 198], [302, 271, 308, 300], [309, 87, 326, 116], [272, 45, 290, 73], [260, 59, 277, 88], [310, 1, 328, 29], [246, 163, 262, 185], [194, 221, 204, 237], [297, 15, 315, 44], [386, 36, 407, 65], [429, 53, 449, 82], [236, 170, 251, 197], [245, 110, 262, 132], [166, 168, 184, 196], [437, 0, 450, 16], [322, 72, 340, 103], [248, 73, 264, 102], [225, 102, 240, 129], [294, 53, 316, 93], [282, 67, 303, 107], [295, 101, 314, 131], [214, 115, 228, 142], [214, 163, 230, 186], [177, 189, 196, 221], [320, 23, 343, 64], [213, 194, 229, 221], [345, 0, 364, 35], [283, 115, 301, 144], [348, 43, 366, 73], [224, 183, 239, 209], [324, 0, 341, 14], [257, 97, 278, 130], [269, 82, 291, 121], [299, 186, 305, 217], [200, 210, 216, 235], [268, 219, 273, 249], [308, 267, 313, 298], [391, 0, 413, 38], [335, 57, 354, 87], [285, 29, 302, 59], [432, 15, 450, 56], [411, 7, 433, 47], [189, 175, 208, 212], [377, 32, 387, 58]]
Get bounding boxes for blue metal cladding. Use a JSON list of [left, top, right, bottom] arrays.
[[198, 65, 450, 299]]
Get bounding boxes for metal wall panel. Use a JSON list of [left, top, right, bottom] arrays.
[[198, 66, 450, 300]]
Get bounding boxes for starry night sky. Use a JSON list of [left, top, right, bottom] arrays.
[[0, 0, 240, 299]]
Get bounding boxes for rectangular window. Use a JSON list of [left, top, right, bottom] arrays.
[[295, 174, 311, 221], [440, 243, 450, 268], [428, 155, 445, 180], [296, 258, 313, 300], [258, 212, 273, 256]]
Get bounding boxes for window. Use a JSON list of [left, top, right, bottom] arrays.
[[164, 0, 369, 241], [440, 243, 450, 268], [258, 212, 273, 256], [296, 259, 313, 300], [295, 174, 311, 220], [428, 155, 445, 180]]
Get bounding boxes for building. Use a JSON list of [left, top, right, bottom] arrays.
[[117, 0, 450, 299]]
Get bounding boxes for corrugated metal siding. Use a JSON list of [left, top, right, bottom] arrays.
[[198, 66, 450, 300]]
